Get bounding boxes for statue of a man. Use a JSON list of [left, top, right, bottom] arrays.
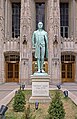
[[32, 22, 48, 73]]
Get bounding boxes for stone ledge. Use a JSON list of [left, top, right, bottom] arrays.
[[31, 74, 50, 82], [29, 96, 51, 103], [0, 88, 19, 108], [31, 75, 50, 79], [61, 88, 77, 105], [32, 79, 50, 82]]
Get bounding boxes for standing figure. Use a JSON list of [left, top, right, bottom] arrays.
[[32, 22, 48, 73]]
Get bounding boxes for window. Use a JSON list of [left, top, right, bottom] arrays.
[[5, 55, 20, 61], [61, 55, 75, 62], [36, 3, 45, 29], [12, 3, 21, 38], [60, 3, 69, 38]]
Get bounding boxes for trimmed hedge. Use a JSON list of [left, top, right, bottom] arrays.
[[13, 90, 26, 112], [48, 91, 65, 119]]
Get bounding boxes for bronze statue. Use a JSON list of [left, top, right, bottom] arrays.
[[32, 22, 48, 73]]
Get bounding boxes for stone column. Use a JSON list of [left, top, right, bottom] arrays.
[[72, 0, 76, 40], [75, 55, 77, 82], [8, 0, 12, 38], [70, 0, 76, 39], [47, 0, 61, 84], [75, 1, 77, 38], [52, 0, 61, 84], [5, 0, 8, 38], [72, 0, 77, 83], [0, 0, 5, 82], [20, 0, 35, 84], [46, 0, 54, 83], [5, 0, 12, 38]]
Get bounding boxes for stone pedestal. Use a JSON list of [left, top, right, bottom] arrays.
[[29, 73, 51, 103]]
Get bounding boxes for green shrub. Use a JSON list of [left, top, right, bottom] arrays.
[[48, 91, 65, 119], [13, 90, 26, 112], [75, 115, 77, 119], [6, 115, 16, 119]]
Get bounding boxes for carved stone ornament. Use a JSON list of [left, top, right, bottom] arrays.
[[53, 35, 58, 45], [23, 35, 27, 45]]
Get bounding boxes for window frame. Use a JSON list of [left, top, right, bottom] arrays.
[[60, 2, 69, 38], [12, 3, 21, 38]]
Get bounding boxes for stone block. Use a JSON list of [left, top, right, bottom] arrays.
[[29, 73, 51, 103]]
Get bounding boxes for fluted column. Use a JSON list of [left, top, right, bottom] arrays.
[[52, 0, 61, 84], [20, 0, 35, 84], [47, 0, 61, 84], [72, 0, 76, 39], [0, 0, 5, 82], [5, 0, 8, 38], [46, 0, 54, 79], [76, 1, 77, 38], [73, 0, 77, 82]]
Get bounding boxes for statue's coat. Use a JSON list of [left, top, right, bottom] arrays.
[[32, 30, 48, 59]]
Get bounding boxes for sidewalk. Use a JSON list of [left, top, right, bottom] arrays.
[[0, 83, 77, 99], [61, 83, 77, 96], [0, 82, 77, 107], [0, 83, 20, 101]]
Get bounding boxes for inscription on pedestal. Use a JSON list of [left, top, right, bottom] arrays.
[[32, 82, 49, 96]]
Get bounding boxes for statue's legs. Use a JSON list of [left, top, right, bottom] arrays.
[[37, 58, 40, 72], [40, 58, 44, 72], [40, 46, 45, 72], [37, 46, 45, 72]]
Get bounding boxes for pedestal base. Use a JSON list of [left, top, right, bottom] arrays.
[[29, 96, 51, 103], [29, 73, 51, 103]]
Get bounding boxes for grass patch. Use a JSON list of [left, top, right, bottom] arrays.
[[5, 90, 77, 119]]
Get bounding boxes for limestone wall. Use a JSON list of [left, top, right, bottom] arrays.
[[5, 0, 12, 38], [20, 0, 36, 84], [0, 0, 5, 82], [75, 1, 77, 38], [46, 0, 61, 84], [46, 0, 54, 79], [3, 38, 20, 52]]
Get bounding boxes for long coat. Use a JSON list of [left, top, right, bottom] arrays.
[[32, 30, 48, 59]]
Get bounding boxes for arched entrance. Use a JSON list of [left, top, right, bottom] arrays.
[[61, 54, 75, 82], [4, 52, 20, 82]]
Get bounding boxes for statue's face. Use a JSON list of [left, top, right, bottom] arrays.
[[38, 22, 43, 29]]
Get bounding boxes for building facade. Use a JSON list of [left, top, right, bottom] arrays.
[[0, 0, 77, 85]]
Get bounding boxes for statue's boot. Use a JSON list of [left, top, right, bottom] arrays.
[[42, 69, 45, 72]]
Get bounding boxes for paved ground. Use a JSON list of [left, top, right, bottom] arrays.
[[0, 83, 20, 101], [0, 82, 77, 101], [61, 83, 77, 96]]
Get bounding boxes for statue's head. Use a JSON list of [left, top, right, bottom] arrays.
[[38, 22, 43, 29]]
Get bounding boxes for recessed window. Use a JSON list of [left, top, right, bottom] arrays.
[[12, 3, 21, 38], [61, 55, 75, 62], [60, 3, 69, 38], [5, 54, 20, 61], [36, 3, 45, 29]]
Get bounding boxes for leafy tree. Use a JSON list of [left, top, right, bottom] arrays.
[[13, 90, 26, 112], [48, 91, 65, 119]]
